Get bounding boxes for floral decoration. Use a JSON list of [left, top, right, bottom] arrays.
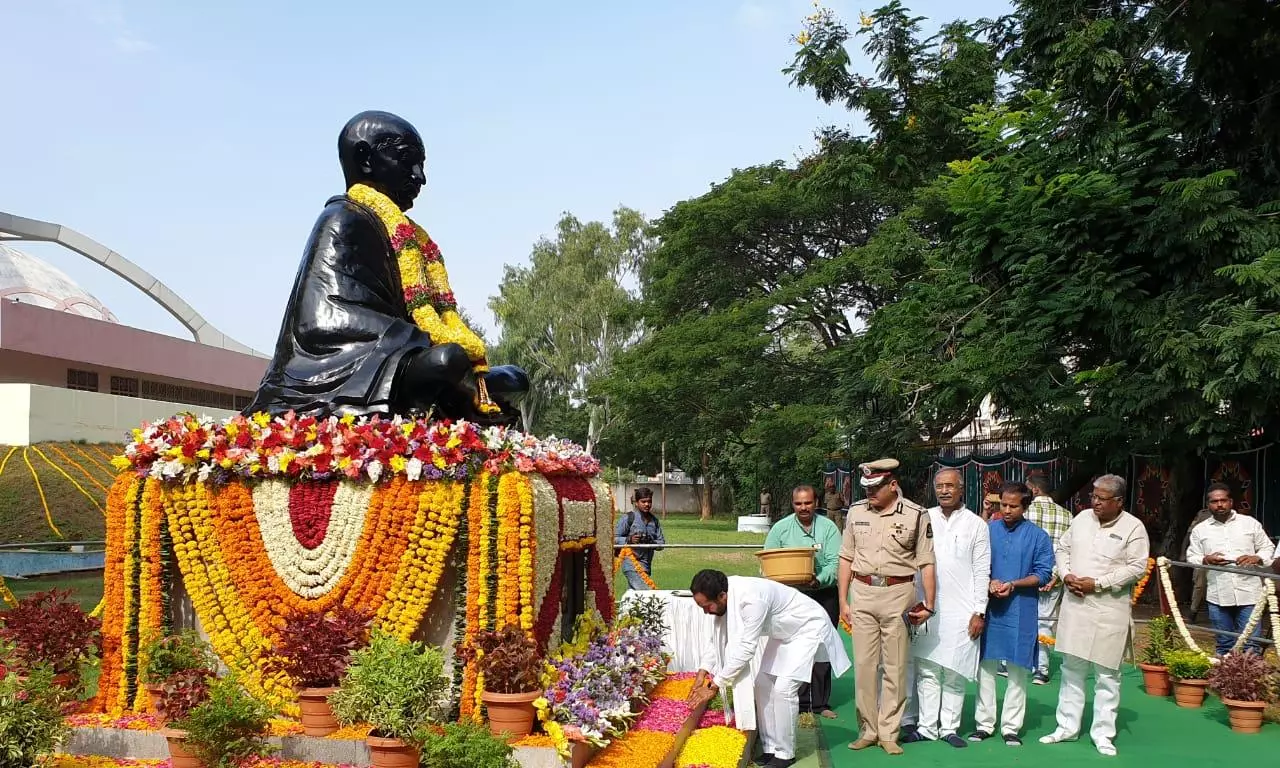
[[1131, 557, 1155, 605], [612, 547, 658, 590], [111, 412, 599, 484], [676, 726, 748, 768], [93, 455, 606, 719]]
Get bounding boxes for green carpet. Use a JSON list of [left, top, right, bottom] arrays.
[[820, 641, 1279, 767]]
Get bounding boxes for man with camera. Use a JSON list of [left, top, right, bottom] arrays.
[[615, 487, 666, 590]]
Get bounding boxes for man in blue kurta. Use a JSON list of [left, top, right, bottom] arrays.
[[969, 482, 1053, 747], [764, 485, 842, 719]]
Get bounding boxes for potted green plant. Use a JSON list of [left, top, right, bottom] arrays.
[[141, 632, 216, 719], [419, 721, 518, 768], [170, 674, 273, 768], [266, 606, 371, 736], [0, 589, 101, 689], [0, 665, 70, 766], [156, 667, 214, 768], [459, 626, 544, 738], [1165, 649, 1213, 708], [329, 630, 449, 768], [1208, 652, 1275, 733], [1137, 615, 1176, 696]]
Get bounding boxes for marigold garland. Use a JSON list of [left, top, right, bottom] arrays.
[[1131, 557, 1155, 606], [48, 444, 111, 493], [346, 182, 498, 415], [613, 547, 658, 590]]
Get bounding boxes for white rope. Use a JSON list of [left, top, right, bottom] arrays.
[[1156, 556, 1279, 660], [1157, 556, 1207, 655]]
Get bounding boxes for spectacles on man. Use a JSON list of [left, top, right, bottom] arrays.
[[1090, 493, 1119, 502]]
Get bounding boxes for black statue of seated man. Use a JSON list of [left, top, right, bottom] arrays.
[[243, 110, 528, 425]]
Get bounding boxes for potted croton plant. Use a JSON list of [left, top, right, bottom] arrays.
[[1136, 615, 1176, 696], [460, 626, 545, 738], [1208, 652, 1275, 733], [0, 589, 101, 690], [329, 630, 450, 768], [141, 632, 216, 719], [1165, 649, 1213, 708], [267, 606, 371, 736]]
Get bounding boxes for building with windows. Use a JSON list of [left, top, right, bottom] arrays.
[[0, 212, 268, 445]]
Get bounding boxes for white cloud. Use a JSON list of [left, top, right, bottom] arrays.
[[112, 35, 154, 53], [56, 0, 155, 54]]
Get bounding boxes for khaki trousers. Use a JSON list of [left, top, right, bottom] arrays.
[[850, 579, 916, 742]]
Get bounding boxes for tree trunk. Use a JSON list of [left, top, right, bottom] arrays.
[[1162, 451, 1206, 605], [700, 451, 713, 520]]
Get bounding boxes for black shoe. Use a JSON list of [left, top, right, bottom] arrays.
[[942, 734, 967, 748], [753, 753, 774, 766], [1003, 733, 1023, 746], [766, 760, 796, 768], [901, 729, 930, 744], [968, 730, 992, 742]]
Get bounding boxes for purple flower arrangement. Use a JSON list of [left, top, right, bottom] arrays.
[[541, 622, 670, 745]]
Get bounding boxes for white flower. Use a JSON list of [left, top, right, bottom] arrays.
[[367, 459, 383, 483], [406, 457, 423, 481]]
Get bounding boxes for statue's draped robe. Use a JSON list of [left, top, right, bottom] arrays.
[[245, 195, 435, 417]]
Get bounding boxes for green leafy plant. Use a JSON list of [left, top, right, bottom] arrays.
[[1139, 616, 1179, 666], [266, 606, 372, 688], [0, 665, 70, 767], [329, 630, 448, 744], [418, 721, 517, 768], [617, 594, 668, 638], [1208, 652, 1276, 702], [457, 627, 543, 694], [142, 631, 216, 684], [172, 674, 273, 768], [0, 589, 101, 676], [1165, 649, 1213, 681]]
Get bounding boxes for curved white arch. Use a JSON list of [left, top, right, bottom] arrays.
[[0, 210, 265, 357]]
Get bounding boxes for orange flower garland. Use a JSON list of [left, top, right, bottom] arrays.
[[94, 465, 601, 718], [1132, 557, 1156, 606], [613, 547, 658, 590]]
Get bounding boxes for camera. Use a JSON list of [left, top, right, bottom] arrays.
[[631, 531, 655, 545]]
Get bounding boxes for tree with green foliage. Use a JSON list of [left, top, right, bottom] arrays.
[[489, 208, 651, 452]]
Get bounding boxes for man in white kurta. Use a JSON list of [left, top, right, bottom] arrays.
[[690, 570, 851, 768], [1040, 475, 1149, 758], [906, 469, 989, 748]]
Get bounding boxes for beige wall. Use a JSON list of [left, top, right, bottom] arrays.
[[0, 383, 239, 445]]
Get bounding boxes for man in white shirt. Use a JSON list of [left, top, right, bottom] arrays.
[[1024, 473, 1073, 685], [689, 570, 851, 768], [1040, 474, 1149, 758], [902, 468, 989, 749], [1185, 483, 1273, 655]]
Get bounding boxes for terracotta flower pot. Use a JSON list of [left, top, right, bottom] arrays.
[[482, 689, 542, 738], [1221, 697, 1267, 734], [296, 686, 339, 736], [366, 734, 421, 768], [146, 683, 167, 719], [1137, 663, 1170, 696], [1172, 678, 1209, 708], [162, 728, 206, 768]]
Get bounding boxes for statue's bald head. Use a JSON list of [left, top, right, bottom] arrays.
[[338, 110, 426, 211]]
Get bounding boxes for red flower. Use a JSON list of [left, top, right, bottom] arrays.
[[391, 222, 416, 250], [422, 240, 442, 262]]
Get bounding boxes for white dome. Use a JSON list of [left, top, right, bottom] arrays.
[[0, 243, 118, 322]]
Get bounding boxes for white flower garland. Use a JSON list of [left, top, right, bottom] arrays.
[[1157, 557, 1206, 655], [253, 479, 371, 599], [530, 476, 562, 630], [591, 478, 616, 596], [1157, 556, 1280, 659]]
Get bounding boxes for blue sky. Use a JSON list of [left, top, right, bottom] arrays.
[[1, 0, 1011, 353]]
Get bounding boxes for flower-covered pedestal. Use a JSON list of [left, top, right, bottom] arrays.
[[92, 412, 614, 720]]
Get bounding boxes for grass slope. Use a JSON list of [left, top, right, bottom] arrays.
[[0, 442, 120, 543]]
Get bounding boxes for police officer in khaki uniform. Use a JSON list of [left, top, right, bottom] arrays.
[[838, 459, 937, 755]]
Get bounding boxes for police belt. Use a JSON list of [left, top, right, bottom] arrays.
[[852, 573, 914, 587]]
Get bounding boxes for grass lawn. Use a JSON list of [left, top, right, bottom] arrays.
[[613, 514, 766, 594], [6, 570, 104, 612]]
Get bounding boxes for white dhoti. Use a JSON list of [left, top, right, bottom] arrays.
[[756, 674, 804, 760], [1055, 654, 1121, 743], [916, 659, 965, 738]]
